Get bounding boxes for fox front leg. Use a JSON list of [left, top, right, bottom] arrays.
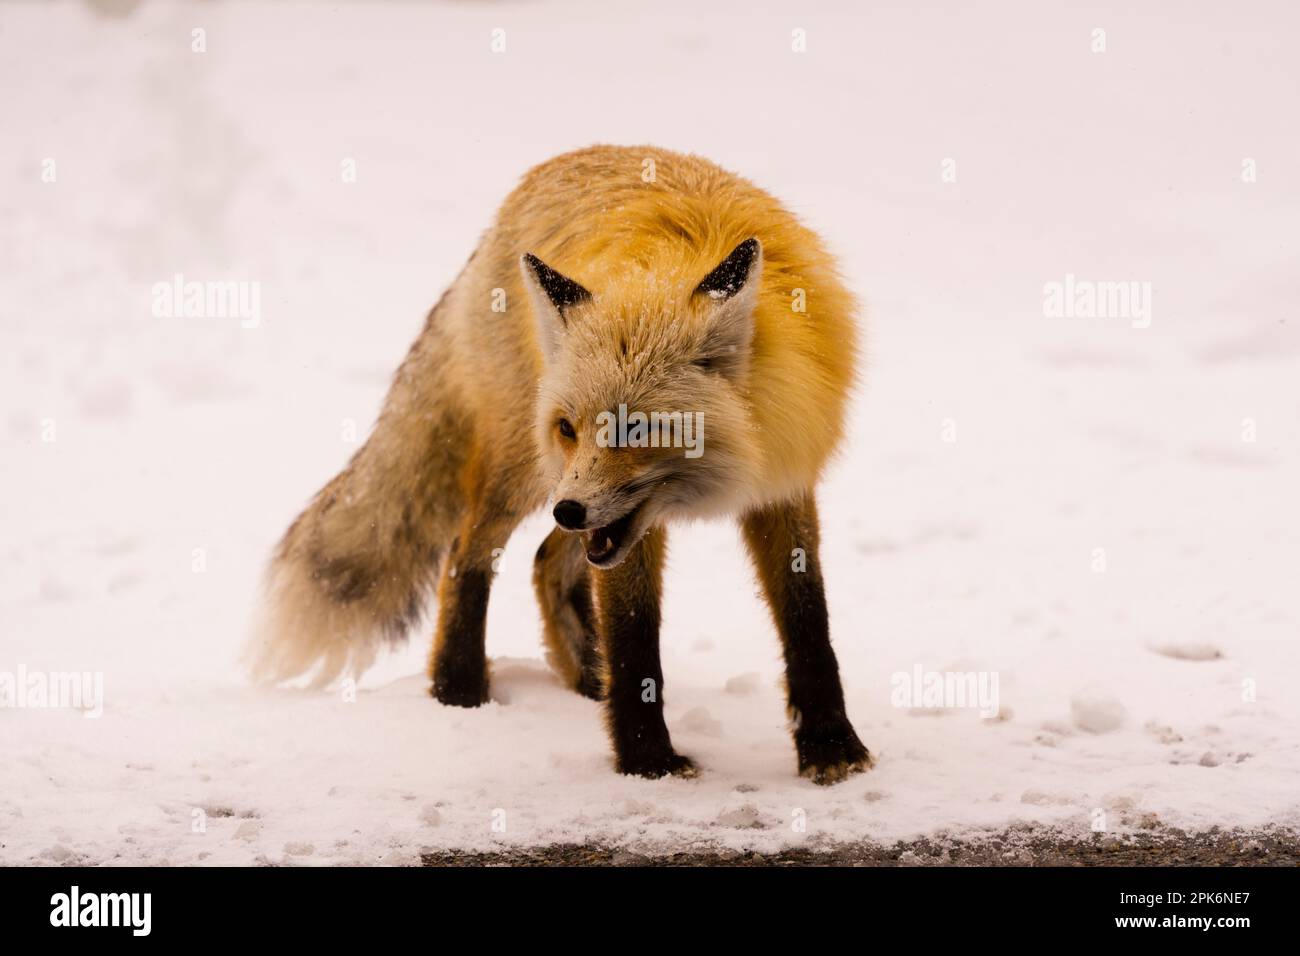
[[591, 526, 696, 779], [742, 494, 873, 784]]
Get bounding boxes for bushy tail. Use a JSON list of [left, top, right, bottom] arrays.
[[244, 383, 463, 687]]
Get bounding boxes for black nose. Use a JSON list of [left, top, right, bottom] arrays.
[[553, 499, 587, 530]]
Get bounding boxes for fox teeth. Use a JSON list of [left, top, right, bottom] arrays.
[[586, 528, 614, 559]]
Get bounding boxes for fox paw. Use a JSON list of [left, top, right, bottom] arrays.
[[618, 751, 698, 780], [575, 672, 606, 702], [797, 729, 874, 786], [430, 675, 490, 708]]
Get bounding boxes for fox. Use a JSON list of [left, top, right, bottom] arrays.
[[246, 144, 872, 784]]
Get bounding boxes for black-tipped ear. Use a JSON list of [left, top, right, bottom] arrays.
[[693, 239, 762, 381], [521, 253, 591, 314], [520, 253, 591, 361], [694, 238, 761, 300]]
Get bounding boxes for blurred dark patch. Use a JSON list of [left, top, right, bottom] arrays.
[[82, 0, 147, 20]]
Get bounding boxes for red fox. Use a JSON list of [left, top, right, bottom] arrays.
[[248, 145, 871, 783]]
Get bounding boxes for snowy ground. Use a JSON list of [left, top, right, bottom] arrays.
[[2, 0, 1298, 865]]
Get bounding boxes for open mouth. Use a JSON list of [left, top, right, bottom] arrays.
[[582, 503, 643, 567]]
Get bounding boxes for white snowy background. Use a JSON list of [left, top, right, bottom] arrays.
[[3, 0, 1298, 865]]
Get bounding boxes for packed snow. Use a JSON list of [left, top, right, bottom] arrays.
[[2, 0, 1298, 865]]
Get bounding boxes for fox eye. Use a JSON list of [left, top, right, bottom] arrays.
[[557, 418, 576, 440]]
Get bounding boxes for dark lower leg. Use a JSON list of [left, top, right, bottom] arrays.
[[430, 538, 494, 707], [593, 527, 692, 777], [742, 494, 870, 783]]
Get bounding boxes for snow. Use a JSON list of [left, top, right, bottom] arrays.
[[3, 0, 1298, 865]]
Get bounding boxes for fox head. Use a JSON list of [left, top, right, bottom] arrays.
[[522, 239, 766, 568]]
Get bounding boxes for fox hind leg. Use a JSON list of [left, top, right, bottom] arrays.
[[429, 537, 492, 706], [429, 489, 521, 707], [533, 528, 603, 699]]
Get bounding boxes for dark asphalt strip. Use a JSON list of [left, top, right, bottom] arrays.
[[422, 828, 1300, 866]]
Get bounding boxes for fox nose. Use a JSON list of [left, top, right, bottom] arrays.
[[553, 499, 587, 530]]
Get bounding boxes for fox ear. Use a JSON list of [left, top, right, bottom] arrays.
[[520, 253, 591, 360], [693, 238, 762, 379]]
